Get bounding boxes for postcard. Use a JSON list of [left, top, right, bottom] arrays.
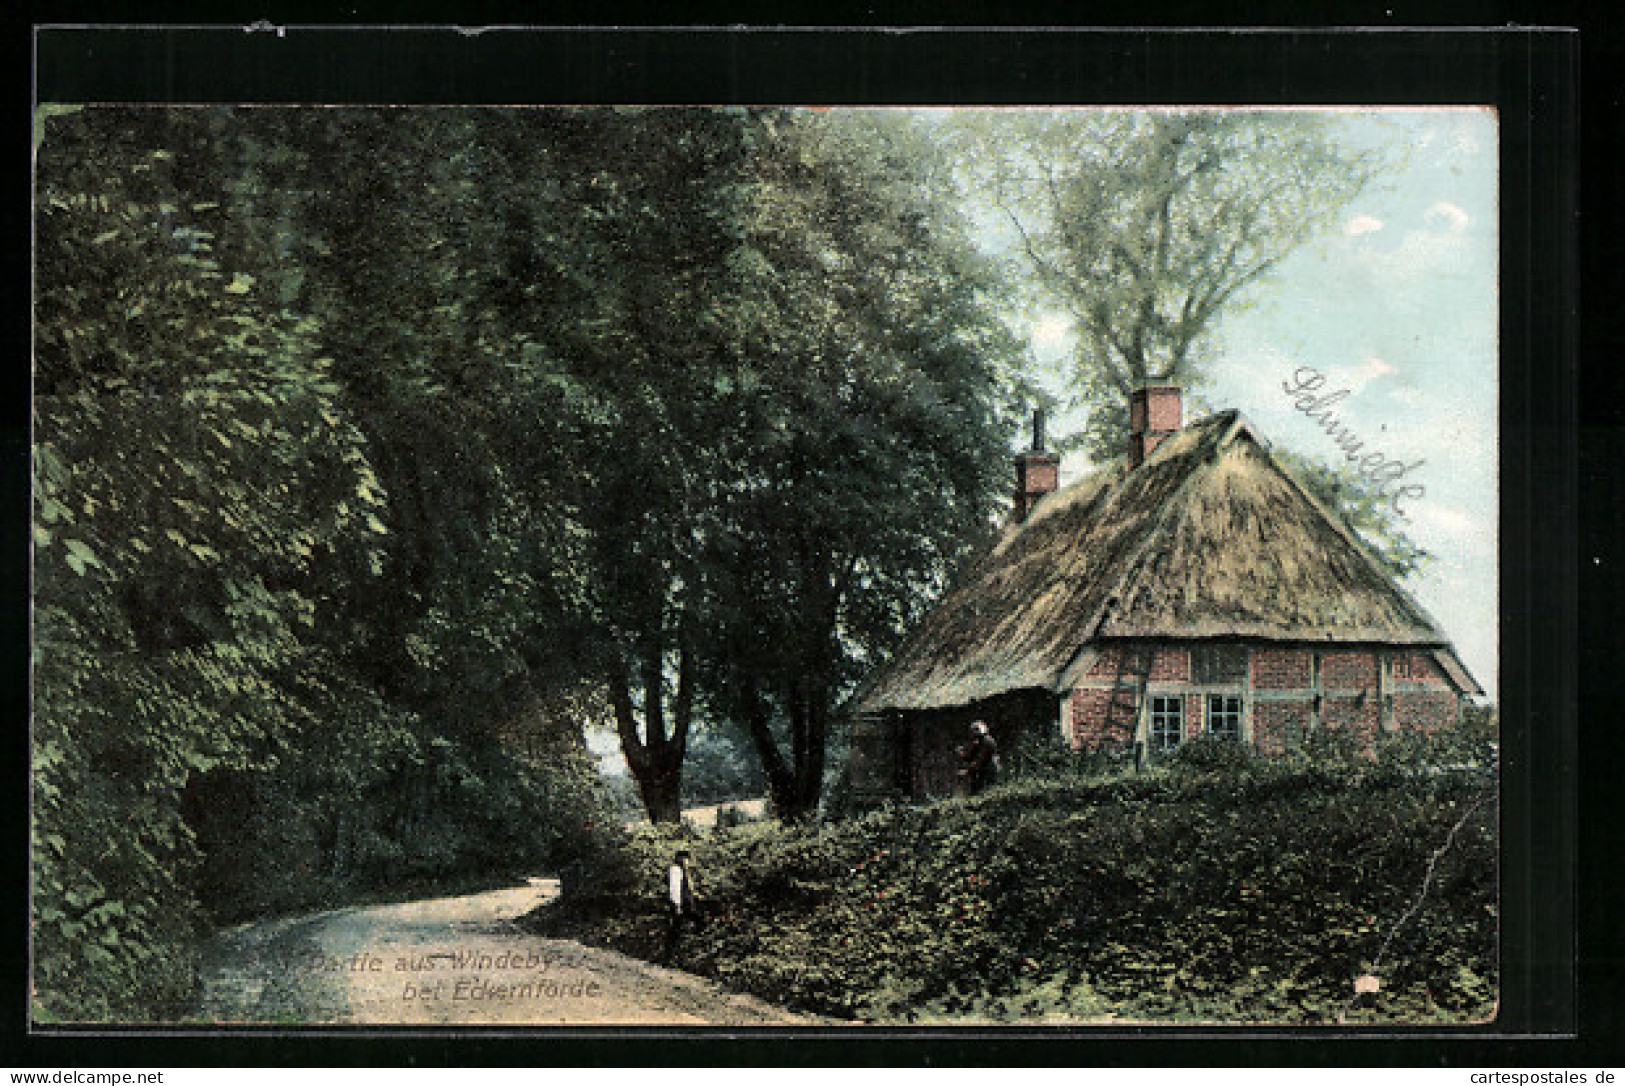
[[31, 96, 1502, 1030]]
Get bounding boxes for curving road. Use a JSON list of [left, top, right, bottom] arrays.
[[195, 877, 810, 1026]]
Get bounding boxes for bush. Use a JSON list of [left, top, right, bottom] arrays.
[[526, 764, 1498, 1024], [1000, 726, 1143, 785], [1374, 711, 1499, 781], [1168, 734, 1254, 773]]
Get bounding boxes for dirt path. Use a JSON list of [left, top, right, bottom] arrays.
[[195, 878, 811, 1025]]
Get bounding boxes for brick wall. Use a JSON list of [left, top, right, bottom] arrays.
[[1183, 694, 1205, 741], [1322, 694, 1381, 748], [1087, 646, 1128, 677], [1252, 647, 1311, 689], [1392, 689, 1459, 734], [1151, 647, 1190, 682], [1065, 641, 1463, 755], [1085, 644, 1187, 680], [1322, 649, 1377, 689], [1253, 700, 1309, 755], [1069, 686, 1139, 750], [1393, 651, 1448, 686]]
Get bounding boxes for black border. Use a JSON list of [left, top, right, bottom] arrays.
[[14, 24, 1587, 1067]]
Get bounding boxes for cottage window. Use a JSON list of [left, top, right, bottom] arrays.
[[1193, 645, 1247, 685], [1149, 695, 1184, 753], [1207, 695, 1243, 741]]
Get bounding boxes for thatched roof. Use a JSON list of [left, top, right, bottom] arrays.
[[856, 410, 1480, 712]]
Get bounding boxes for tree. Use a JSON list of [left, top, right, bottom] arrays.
[[239, 109, 600, 727], [949, 110, 1427, 585], [29, 106, 1029, 1024], [701, 111, 1022, 821], [542, 107, 762, 824], [30, 106, 627, 1014], [519, 108, 1022, 824], [252, 108, 639, 877], [957, 110, 1389, 460], [32, 105, 385, 1017]]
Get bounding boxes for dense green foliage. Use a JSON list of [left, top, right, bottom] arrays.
[[681, 726, 769, 807], [32, 106, 1020, 1019], [35, 109, 382, 1018], [33, 104, 1455, 1023], [535, 755, 1496, 1024], [32, 106, 630, 1021], [701, 115, 1019, 821]]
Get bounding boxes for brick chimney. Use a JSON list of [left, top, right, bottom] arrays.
[[1013, 408, 1060, 523], [1128, 385, 1182, 468]]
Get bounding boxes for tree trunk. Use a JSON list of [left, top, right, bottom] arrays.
[[734, 547, 845, 824], [636, 765, 683, 825], [607, 625, 695, 825], [748, 675, 827, 824], [739, 686, 800, 821]]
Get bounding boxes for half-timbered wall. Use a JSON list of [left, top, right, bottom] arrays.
[[1064, 642, 1462, 755]]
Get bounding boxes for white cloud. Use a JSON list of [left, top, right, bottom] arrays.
[[1410, 503, 1479, 538], [1345, 216, 1474, 288], [1358, 354, 1397, 381], [1321, 202, 1481, 296], [1344, 214, 1385, 236], [1424, 201, 1471, 234], [1326, 352, 1398, 393]]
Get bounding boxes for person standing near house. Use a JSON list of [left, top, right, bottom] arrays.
[[958, 720, 1000, 796], [661, 848, 701, 962]]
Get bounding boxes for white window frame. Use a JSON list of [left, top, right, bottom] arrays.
[[1207, 693, 1244, 741], [1149, 694, 1184, 754]]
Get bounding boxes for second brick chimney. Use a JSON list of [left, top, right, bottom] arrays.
[[1128, 385, 1182, 468], [1013, 408, 1059, 523]]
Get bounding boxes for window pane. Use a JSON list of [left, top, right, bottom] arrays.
[[1208, 694, 1242, 740], [1150, 695, 1183, 752]]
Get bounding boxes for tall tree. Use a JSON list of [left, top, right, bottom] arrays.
[[703, 112, 1021, 821], [549, 108, 759, 823], [250, 107, 620, 856], [951, 110, 1427, 582], [957, 110, 1388, 459], [531, 108, 1022, 823], [31, 106, 626, 1015]]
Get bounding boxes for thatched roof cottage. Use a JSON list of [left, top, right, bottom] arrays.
[[847, 386, 1482, 804]]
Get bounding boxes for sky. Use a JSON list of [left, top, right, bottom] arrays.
[[1016, 108, 1499, 699]]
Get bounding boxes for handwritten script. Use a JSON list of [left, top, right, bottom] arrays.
[[1281, 366, 1426, 517]]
